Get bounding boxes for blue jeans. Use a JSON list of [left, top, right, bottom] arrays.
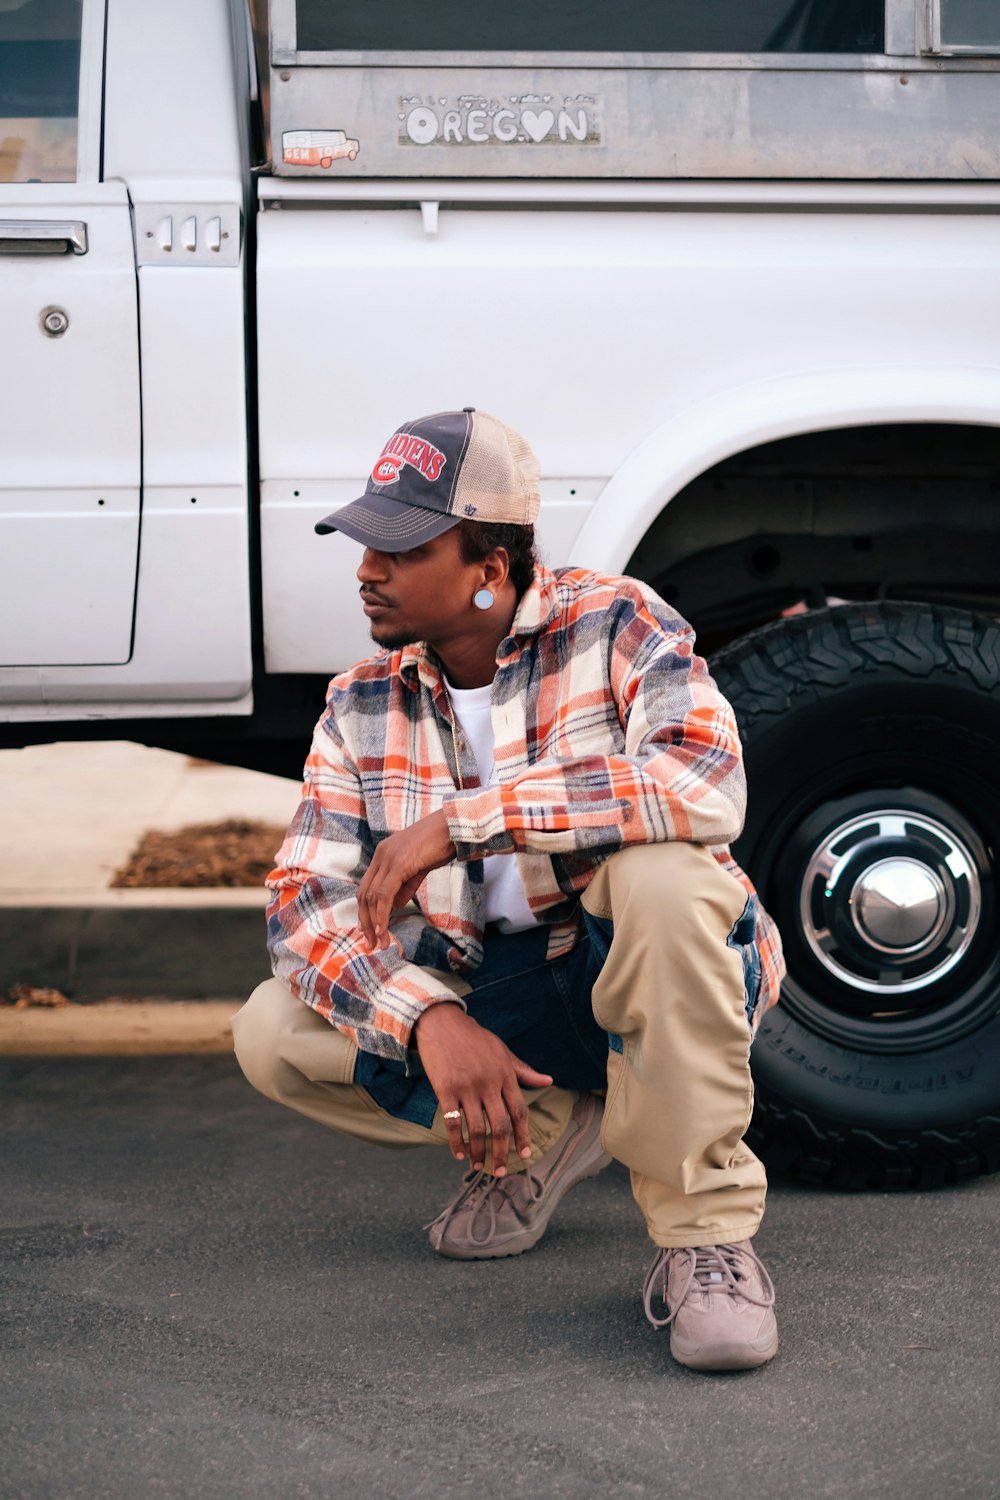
[[354, 900, 761, 1130], [354, 914, 616, 1129]]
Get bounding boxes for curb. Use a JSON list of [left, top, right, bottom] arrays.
[[0, 1001, 240, 1056], [0, 890, 270, 1002]]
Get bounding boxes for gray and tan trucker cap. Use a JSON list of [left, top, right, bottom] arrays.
[[314, 407, 541, 551]]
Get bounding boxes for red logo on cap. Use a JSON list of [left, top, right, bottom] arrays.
[[372, 432, 447, 486]]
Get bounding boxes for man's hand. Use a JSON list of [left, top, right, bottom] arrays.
[[414, 1003, 554, 1175], [357, 808, 457, 951]]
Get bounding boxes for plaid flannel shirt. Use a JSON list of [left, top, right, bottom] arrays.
[[267, 565, 784, 1066]]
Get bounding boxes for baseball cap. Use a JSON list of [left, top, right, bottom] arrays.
[[314, 407, 541, 550]]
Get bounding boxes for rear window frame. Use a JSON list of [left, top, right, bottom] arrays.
[[270, 0, 889, 69]]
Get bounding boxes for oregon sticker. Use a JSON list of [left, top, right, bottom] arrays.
[[398, 94, 602, 148]]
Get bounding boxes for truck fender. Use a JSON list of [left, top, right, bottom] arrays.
[[571, 363, 1000, 574]]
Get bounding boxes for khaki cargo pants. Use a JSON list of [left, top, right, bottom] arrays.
[[232, 842, 767, 1247]]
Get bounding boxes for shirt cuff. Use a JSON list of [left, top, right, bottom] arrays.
[[441, 786, 515, 859]]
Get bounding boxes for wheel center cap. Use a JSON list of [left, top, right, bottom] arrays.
[[798, 804, 981, 995], [850, 858, 946, 952]]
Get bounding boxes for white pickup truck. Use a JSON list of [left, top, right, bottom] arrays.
[[3, 0, 1000, 1188]]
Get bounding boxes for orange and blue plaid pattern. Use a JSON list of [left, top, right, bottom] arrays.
[[267, 566, 784, 1064]]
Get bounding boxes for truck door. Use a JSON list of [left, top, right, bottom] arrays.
[[0, 0, 140, 667]]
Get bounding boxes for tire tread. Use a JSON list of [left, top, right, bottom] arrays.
[[712, 602, 1000, 1188], [712, 601, 1000, 735], [748, 1102, 1000, 1190]]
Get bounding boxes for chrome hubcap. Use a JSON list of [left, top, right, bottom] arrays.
[[800, 810, 981, 995], [850, 858, 946, 953]]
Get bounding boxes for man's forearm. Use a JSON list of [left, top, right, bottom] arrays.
[[356, 808, 456, 950], [441, 751, 746, 861]]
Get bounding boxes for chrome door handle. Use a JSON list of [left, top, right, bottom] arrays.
[[0, 220, 88, 255]]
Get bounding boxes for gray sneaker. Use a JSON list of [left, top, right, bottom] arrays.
[[425, 1093, 611, 1259], [642, 1240, 778, 1371]]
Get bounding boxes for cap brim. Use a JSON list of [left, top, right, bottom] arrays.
[[314, 492, 462, 551]]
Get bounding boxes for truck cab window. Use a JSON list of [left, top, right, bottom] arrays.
[[936, 0, 1000, 51], [0, 0, 81, 183], [294, 0, 884, 55]]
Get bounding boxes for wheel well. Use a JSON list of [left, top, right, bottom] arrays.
[[624, 423, 1000, 653]]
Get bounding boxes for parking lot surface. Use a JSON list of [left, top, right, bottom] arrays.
[[3, 1054, 998, 1500]]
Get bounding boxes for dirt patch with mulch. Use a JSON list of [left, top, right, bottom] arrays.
[[3, 984, 71, 1008], [111, 819, 286, 889]]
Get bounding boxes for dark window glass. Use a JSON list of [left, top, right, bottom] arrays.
[[0, 39, 80, 118], [296, 0, 884, 55], [939, 0, 1000, 48], [0, 1, 81, 183]]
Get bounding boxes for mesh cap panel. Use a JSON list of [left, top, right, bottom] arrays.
[[454, 411, 541, 524]]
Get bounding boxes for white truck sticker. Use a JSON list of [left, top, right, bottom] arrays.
[[398, 94, 602, 148]]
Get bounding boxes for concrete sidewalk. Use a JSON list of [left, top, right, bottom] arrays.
[[0, 741, 301, 1015]]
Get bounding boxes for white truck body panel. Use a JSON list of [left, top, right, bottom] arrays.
[[0, 267, 254, 711], [256, 191, 1000, 674], [0, 183, 140, 667], [101, 0, 245, 186]]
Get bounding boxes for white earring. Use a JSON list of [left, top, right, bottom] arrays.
[[473, 588, 495, 610]]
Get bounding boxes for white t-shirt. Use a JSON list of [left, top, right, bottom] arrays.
[[444, 677, 538, 934]]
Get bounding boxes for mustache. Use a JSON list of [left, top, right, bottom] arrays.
[[359, 587, 394, 606]]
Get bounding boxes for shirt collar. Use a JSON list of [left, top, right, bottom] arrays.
[[509, 563, 561, 639]]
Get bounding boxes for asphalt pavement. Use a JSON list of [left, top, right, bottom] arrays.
[[3, 1053, 998, 1500]]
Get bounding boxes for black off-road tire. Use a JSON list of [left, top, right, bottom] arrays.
[[712, 601, 1000, 1188]]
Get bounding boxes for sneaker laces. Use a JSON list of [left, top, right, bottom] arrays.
[[642, 1242, 776, 1331], [424, 1165, 544, 1249]]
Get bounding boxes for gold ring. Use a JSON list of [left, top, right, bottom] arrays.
[[443, 1109, 462, 1120]]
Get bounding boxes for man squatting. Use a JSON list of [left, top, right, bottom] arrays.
[[233, 408, 785, 1372]]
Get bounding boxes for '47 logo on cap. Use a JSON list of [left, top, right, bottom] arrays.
[[372, 432, 447, 485]]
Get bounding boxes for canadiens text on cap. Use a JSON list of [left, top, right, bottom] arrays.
[[314, 408, 541, 551]]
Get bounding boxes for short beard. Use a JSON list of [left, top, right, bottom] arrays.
[[369, 624, 421, 651]]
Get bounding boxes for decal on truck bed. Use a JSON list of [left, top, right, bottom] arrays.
[[398, 94, 602, 148], [282, 129, 360, 167]]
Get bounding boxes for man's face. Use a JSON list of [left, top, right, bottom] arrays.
[[356, 528, 485, 651]]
